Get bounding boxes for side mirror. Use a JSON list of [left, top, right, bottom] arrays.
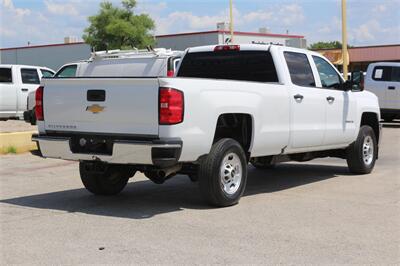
[[350, 71, 365, 91]]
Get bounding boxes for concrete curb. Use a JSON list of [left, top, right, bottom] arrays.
[[0, 131, 38, 154]]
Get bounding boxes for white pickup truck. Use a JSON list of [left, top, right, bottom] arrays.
[[0, 64, 54, 120], [33, 44, 381, 207]]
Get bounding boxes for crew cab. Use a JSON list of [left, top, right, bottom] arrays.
[[33, 44, 381, 207], [0, 64, 54, 120]]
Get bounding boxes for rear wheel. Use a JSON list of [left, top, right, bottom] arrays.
[[198, 138, 247, 207], [30, 109, 37, 125], [79, 162, 135, 195], [346, 126, 377, 174]]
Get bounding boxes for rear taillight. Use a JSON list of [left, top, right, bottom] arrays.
[[214, 45, 240, 52], [35, 86, 44, 121], [159, 87, 184, 125], [167, 70, 175, 77]]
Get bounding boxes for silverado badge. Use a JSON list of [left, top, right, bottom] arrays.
[[86, 104, 105, 114]]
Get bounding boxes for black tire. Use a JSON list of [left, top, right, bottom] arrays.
[[346, 125, 377, 174], [198, 138, 248, 207], [250, 157, 275, 169], [79, 162, 135, 195], [30, 109, 37, 125]]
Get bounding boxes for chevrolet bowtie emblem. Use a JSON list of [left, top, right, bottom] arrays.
[[86, 104, 105, 114]]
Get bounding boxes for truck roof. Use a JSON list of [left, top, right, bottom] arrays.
[[0, 64, 54, 71], [186, 44, 323, 57]]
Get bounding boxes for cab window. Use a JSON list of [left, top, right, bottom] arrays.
[[312, 56, 342, 89], [41, 69, 54, 78], [373, 66, 400, 82], [284, 52, 315, 87], [21, 68, 40, 84], [0, 68, 12, 83], [55, 65, 77, 78]]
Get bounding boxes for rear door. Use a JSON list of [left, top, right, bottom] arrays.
[[0, 66, 17, 117], [43, 78, 160, 136], [284, 51, 326, 149]]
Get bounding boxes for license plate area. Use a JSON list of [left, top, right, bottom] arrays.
[[70, 136, 114, 155]]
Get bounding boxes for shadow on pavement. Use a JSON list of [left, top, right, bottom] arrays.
[[1, 163, 349, 219]]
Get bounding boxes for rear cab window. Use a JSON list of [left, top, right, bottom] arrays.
[[40, 69, 55, 78], [177, 50, 279, 83], [0, 68, 12, 83], [284, 52, 315, 87], [21, 68, 40, 84]]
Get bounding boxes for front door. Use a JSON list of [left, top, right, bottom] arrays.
[[311, 55, 357, 146], [385, 66, 400, 110], [17, 68, 41, 116]]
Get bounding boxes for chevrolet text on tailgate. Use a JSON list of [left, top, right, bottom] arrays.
[[33, 44, 381, 207]]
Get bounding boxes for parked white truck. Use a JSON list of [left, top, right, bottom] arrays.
[[0, 65, 54, 120], [33, 44, 381, 207], [364, 62, 400, 122]]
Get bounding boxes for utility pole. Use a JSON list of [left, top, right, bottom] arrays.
[[230, 0, 234, 43], [342, 0, 349, 80]]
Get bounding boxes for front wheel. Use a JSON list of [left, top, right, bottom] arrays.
[[79, 162, 135, 195], [198, 139, 248, 207], [346, 125, 377, 174]]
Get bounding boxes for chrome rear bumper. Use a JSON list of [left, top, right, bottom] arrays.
[[32, 135, 182, 165]]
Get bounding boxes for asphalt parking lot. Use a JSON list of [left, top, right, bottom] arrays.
[[1, 124, 399, 264]]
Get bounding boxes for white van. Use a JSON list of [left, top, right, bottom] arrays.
[[0, 65, 54, 120], [365, 62, 400, 121]]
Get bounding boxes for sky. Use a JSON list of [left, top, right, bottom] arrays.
[[0, 0, 399, 48]]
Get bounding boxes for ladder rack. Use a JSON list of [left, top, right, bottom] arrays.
[[90, 48, 182, 60]]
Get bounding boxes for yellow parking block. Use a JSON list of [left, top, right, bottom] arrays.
[[0, 131, 38, 154]]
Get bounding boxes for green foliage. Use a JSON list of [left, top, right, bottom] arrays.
[[6, 146, 17, 154], [83, 0, 155, 50], [309, 41, 352, 50]]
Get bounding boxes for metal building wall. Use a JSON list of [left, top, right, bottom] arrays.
[[156, 32, 219, 51], [0, 43, 91, 71]]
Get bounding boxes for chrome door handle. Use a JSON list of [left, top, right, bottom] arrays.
[[294, 94, 304, 101], [327, 96, 335, 103], [21, 88, 28, 92]]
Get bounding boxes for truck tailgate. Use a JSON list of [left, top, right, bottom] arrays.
[[43, 78, 159, 136]]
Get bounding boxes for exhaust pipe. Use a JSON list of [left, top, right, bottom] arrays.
[[145, 164, 182, 184]]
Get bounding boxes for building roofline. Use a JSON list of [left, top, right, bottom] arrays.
[[0, 42, 87, 51], [312, 44, 400, 51], [156, 30, 304, 39]]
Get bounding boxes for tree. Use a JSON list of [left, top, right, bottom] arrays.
[[83, 0, 155, 51], [309, 41, 352, 50]]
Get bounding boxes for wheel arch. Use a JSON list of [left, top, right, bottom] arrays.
[[212, 113, 254, 155], [360, 112, 380, 143]]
